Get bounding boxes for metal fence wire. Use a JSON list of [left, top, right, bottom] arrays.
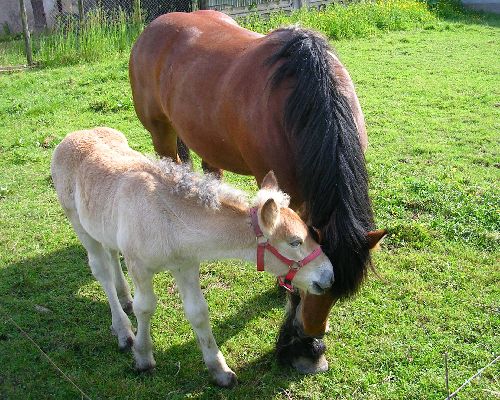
[[44, 0, 194, 29], [21, 0, 319, 38]]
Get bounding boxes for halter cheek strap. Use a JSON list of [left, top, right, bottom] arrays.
[[249, 207, 323, 292]]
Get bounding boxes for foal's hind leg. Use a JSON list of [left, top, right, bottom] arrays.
[[66, 211, 134, 350], [127, 259, 157, 371], [172, 265, 237, 387], [107, 249, 133, 314]]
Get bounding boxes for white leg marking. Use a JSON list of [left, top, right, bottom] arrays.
[[67, 211, 134, 351], [128, 262, 157, 371], [172, 265, 237, 387], [107, 249, 133, 314]]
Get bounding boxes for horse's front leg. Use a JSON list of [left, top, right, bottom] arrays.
[[127, 260, 157, 371], [172, 264, 237, 388], [276, 291, 329, 374]]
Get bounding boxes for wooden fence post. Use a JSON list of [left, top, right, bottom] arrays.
[[292, 0, 302, 10], [19, 0, 33, 65], [198, 0, 209, 10], [78, 0, 84, 21]]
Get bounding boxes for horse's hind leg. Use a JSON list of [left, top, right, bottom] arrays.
[[66, 211, 134, 350], [177, 138, 192, 164], [201, 160, 223, 180], [147, 119, 181, 161], [172, 265, 237, 387]]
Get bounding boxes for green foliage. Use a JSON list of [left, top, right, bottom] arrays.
[[241, 0, 440, 39]]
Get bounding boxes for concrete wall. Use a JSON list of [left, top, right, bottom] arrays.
[[210, 0, 331, 18], [0, 0, 33, 34], [0, 0, 77, 34], [462, 0, 500, 13]]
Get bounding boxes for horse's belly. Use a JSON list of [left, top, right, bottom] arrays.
[[174, 121, 253, 175]]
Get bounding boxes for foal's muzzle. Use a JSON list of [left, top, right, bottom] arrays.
[[310, 267, 334, 294]]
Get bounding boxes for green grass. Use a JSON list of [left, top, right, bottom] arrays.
[[0, 13, 499, 400], [0, 39, 26, 66]]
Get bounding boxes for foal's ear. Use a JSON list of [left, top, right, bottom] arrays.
[[261, 171, 279, 190], [260, 198, 280, 234], [367, 229, 388, 251]]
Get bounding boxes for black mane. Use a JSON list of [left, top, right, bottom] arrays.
[[267, 27, 374, 298]]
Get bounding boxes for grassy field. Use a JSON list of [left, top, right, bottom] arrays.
[[0, 13, 499, 400]]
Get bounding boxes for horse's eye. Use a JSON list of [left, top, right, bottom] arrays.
[[289, 239, 303, 248]]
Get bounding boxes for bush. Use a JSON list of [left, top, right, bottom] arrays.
[[239, 0, 440, 39]]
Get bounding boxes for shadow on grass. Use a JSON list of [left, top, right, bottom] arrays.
[[0, 246, 309, 399]]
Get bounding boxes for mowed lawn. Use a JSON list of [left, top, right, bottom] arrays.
[[0, 21, 498, 400]]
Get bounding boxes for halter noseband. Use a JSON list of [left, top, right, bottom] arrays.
[[249, 207, 323, 292]]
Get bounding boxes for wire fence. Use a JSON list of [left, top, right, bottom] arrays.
[[41, 0, 194, 27], [4, 0, 316, 38], [20, 0, 300, 34], [2, 0, 327, 66]]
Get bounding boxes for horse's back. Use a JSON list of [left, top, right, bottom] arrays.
[[130, 11, 263, 124]]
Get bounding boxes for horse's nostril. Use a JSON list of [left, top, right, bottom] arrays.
[[316, 269, 334, 289]]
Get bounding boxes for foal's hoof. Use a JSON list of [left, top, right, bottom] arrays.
[[212, 369, 237, 388], [118, 336, 134, 352], [135, 360, 156, 373]]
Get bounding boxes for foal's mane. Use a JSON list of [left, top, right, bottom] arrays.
[[267, 27, 374, 299], [155, 158, 249, 211]]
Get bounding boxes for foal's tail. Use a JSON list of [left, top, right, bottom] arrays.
[[267, 27, 375, 299]]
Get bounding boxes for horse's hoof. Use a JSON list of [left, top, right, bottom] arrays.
[[292, 355, 329, 374], [212, 370, 237, 388]]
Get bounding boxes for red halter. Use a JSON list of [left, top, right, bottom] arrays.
[[249, 207, 323, 292]]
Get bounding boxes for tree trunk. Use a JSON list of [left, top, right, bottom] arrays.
[[30, 0, 47, 31]]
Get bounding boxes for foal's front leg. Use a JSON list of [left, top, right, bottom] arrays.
[[172, 265, 237, 387]]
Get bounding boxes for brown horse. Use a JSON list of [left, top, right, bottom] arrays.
[[130, 10, 386, 374]]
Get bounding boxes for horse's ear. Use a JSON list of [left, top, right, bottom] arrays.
[[261, 171, 279, 190], [260, 198, 279, 234], [367, 229, 387, 251]]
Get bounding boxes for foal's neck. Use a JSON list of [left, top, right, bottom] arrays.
[[197, 204, 256, 263]]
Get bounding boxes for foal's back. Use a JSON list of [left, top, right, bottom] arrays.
[[51, 128, 164, 248]]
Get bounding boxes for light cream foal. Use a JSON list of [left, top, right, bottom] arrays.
[[51, 127, 334, 387]]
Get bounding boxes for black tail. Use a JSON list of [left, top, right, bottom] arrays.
[[176, 137, 191, 163], [267, 28, 374, 299]]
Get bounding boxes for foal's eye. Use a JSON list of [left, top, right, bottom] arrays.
[[289, 239, 303, 248]]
